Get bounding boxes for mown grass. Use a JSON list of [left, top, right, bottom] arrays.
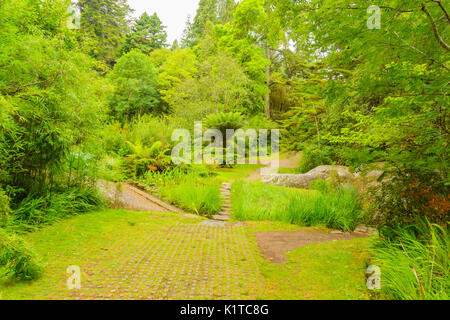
[[244, 221, 371, 300], [231, 181, 364, 231], [0, 188, 104, 282], [1, 210, 372, 300], [214, 164, 264, 182], [277, 167, 301, 174], [0, 209, 201, 299]]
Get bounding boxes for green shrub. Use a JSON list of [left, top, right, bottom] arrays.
[[245, 114, 278, 131], [372, 223, 449, 300], [100, 121, 130, 156], [143, 166, 213, 188], [298, 144, 335, 173], [122, 140, 172, 179], [335, 146, 384, 168], [374, 171, 449, 235], [108, 50, 160, 122], [0, 229, 42, 281], [127, 115, 181, 150], [231, 181, 363, 231]]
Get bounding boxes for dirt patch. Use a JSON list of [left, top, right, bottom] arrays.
[[278, 154, 302, 169], [255, 229, 367, 264]]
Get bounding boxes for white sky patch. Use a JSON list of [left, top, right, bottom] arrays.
[[127, 0, 200, 44]]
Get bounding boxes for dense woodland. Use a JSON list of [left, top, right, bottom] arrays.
[[0, 0, 448, 300]]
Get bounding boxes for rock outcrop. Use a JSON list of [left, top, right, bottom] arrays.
[[261, 165, 361, 189]]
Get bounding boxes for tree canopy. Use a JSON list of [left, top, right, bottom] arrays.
[[122, 12, 168, 55]]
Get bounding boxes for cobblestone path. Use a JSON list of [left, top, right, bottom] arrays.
[[212, 182, 233, 221], [27, 219, 263, 300]]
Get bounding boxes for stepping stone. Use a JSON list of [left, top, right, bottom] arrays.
[[199, 220, 227, 227], [212, 215, 232, 221], [354, 225, 378, 235], [212, 182, 233, 221]]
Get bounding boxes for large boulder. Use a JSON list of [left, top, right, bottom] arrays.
[[261, 165, 355, 188]]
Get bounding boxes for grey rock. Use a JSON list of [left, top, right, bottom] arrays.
[[199, 220, 228, 227], [261, 165, 354, 188]]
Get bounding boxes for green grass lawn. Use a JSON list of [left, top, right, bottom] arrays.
[[0, 210, 201, 299], [245, 222, 371, 300], [214, 164, 264, 182], [259, 239, 371, 299], [0, 158, 374, 300], [277, 167, 301, 174], [0, 210, 372, 300]]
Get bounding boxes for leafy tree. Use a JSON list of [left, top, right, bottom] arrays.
[[149, 48, 172, 71], [205, 112, 244, 134], [77, 0, 131, 68], [233, 0, 286, 119], [182, 0, 237, 47], [211, 23, 269, 112], [168, 51, 255, 121], [192, 0, 219, 43], [171, 39, 179, 50], [122, 12, 167, 56], [0, 0, 109, 199], [108, 50, 160, 122], [217, 0, 237, 24], [181, 15, 196, 48], [157, 48, 198, 111], [276, 0, 449, 229]]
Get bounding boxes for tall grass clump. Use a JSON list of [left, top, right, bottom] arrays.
[[286, 186, 363, 231], [145, 166, 222, 217], [372, 223, 449, 300], [11, 188, 104, 232], [0, 228, 43, 281], [162, 181, 222, 217], [231, 181, 363, 231]]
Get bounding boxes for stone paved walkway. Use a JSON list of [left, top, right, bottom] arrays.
[[212, 182, 233, 221], [30, 220, 262, 300]]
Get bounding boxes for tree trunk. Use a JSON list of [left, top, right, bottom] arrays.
[[265, 42, 271, 119]]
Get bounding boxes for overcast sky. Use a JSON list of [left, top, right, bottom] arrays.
[[127, 0, 200, 44]]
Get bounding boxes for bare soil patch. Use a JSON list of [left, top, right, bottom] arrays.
[[255, 229, 367, 263]]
